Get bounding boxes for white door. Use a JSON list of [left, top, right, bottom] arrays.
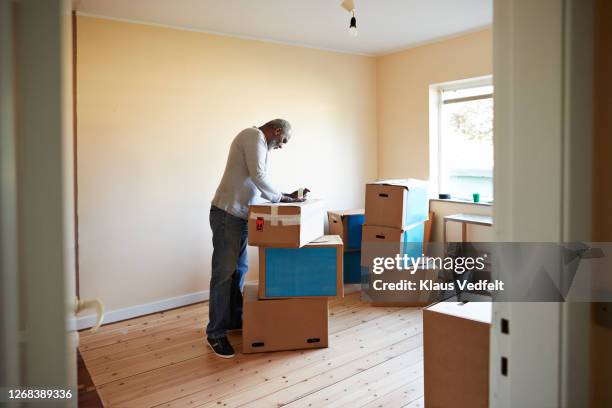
[[491, 0, 594, 406], [0, 0, 84, 405], [0, 0, 21, 397]]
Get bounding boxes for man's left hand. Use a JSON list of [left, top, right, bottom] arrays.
[[286, 188, 310, 200]]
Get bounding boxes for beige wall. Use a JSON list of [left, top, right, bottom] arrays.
[[76, 16, 377, 311], [377, 29, 492, 180], [77, 16, 493, 314], [377, 29, 494, 241]]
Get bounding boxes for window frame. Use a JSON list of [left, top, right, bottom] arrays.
[[429, 75, 494, 202]]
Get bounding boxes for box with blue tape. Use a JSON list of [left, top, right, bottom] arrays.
[[360, 221, 438, 306], [343, 250, 362, 284], [258, 235, 344, 299], [327, 209, 365, 251], [360, 222, 426, 266], [365, 179, 429, 228]]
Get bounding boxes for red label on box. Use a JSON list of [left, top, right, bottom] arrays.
[[256, 217, 264, 231]]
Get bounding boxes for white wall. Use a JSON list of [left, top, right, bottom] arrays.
[[375, 29, 494, 244], [429, 200, 493, 243], [376, 29, 493, 180], [76, 16, 377, 313], [77, 16, 495, 323]]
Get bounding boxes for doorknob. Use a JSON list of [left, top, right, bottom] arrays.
[[74, 298, 105, 333]]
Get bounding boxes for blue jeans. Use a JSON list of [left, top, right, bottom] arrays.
[[206, 206, 248, 339]]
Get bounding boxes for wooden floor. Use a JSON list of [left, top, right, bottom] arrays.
[[79, 292, 425, 407], [78, 350, 104, 407]]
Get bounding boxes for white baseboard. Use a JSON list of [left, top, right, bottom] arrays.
[[75, 280, 359, 330], [75, 290, 210, 331]]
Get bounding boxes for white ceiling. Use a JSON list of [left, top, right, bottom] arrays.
[[73, 0, 492, 56]]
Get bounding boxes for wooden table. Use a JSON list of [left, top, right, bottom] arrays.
[[443, 213, 493, 245]]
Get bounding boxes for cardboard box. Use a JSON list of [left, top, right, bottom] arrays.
[[424, 301, 491, 408], [364, 261, 440, 307], [343, 250, 361, 284], [242, 283, 329, 354], [360, 222, 425, 268], [259, 235, 344, 299], [360, 222, 434, 306], [327, 209, 365, 251], [248, 199, 324, 248], [364, 179, 428, 228]]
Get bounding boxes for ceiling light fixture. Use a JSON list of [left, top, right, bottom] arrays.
[[341, 0, 358, 37], [349, 10, 358, 37]]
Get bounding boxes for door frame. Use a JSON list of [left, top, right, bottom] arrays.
[[0, 0, 21, 392], [1, 0, 77, 402], [491, 0, 593, 406]]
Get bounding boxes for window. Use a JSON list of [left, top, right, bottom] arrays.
[[430, 77, 494, 202]]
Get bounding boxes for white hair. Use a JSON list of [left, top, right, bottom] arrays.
[[264, 119, 292, 137]]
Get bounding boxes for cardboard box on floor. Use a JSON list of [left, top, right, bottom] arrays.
[[248, 199, 324, 248], [259, 235, 344, 299], [242, 283, 328, 354], [327, 209, 365, 251], [365, 179, 429, 228], [364, 262, 440, 307], [360, 221, 434, 306], [423, 301, 491, 408]]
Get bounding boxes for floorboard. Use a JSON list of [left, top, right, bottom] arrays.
[[79, 292, 425, 407]]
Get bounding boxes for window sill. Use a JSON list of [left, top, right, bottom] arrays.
[[429, 198, 493, 207]]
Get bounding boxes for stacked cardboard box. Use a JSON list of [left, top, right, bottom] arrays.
[[244, 199, 343, 353], [327, 209, 365, 284], [258, 235, 343, 298], [248, 199, 325, 248], [360, 179, 432, 306]]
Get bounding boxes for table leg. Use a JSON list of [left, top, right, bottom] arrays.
[[443, 220, 448, 257]]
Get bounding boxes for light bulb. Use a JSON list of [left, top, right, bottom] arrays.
[[349, 15, 358, 37]]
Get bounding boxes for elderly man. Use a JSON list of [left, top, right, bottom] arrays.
[[207, 119, 308, 358]]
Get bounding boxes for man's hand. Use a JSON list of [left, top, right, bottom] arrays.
[[285, 188, 310, 200], [280, 194, 305, 203]]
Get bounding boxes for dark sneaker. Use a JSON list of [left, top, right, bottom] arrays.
[[207, 336, 235, 359]]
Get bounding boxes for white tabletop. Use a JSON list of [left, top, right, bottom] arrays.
[[443, 213, 493, 226]]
